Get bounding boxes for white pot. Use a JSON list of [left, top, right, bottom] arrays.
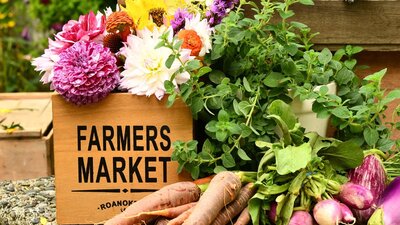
[[290, 82, 337, 137]]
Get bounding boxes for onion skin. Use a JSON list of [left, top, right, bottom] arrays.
[[348, 154, 386, 224], [288, 211, 313, 225], [339, 182, 374, 210], [313, 199, 342, 225]]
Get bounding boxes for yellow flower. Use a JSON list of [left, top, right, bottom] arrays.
[[0, 13, 5, 19], [122, 0, 185, 30], [7, 20, 15, 28], [0, 0, 9, 3]]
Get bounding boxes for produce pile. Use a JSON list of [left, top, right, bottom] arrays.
[[29, 0, 400, 223], [96, 0, 400, 224], [105, 100, 400, 225]]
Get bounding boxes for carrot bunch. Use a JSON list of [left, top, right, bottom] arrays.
[[105, 171, 256, 225]]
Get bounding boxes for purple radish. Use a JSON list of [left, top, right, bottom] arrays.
[[313, 199, 342, 225], [339, 202, 356, 224], [339, 182, 374, 210], [288, 211, 313, 225], [268, 202, 277, 224], [348, 154, 386, 223]]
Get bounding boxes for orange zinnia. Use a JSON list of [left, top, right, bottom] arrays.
[[177, 29, 202, 57]]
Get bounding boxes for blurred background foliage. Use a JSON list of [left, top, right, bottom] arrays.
[[0, 0, 115, 92]]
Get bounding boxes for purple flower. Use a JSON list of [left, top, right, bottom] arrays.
[[52, 41, 120, 105], [206, 0, 239, 27], [21, 27, 31, 41], [170, 8, 193, 34]]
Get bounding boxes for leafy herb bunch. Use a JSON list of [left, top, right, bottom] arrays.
[[160, 0, 400, 179]]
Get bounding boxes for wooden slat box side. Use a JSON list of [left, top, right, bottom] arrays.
[[52, 93, 193, 224], [250, 0, 400, 51], [0, 93, 53, 180]]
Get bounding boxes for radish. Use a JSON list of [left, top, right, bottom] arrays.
[[288, 211, 313, 225], [339, 202, 356, 224], [348, 154, 386, 223], [268, 202, 277, 224], [339, 182, 374, 210], [313, 199, 342, 225]]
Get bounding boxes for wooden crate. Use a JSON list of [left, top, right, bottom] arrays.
[[0, 92, 53, 180], [52, 93, 193, 224], [249, 0, 400, 51]]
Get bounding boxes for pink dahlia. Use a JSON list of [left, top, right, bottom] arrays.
[[32, 11, 106, 84], [53, 11, 106, 54], [52, 41, 120, 105]]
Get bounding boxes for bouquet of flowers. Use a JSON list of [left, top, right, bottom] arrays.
[[32, 0, 235, 105]]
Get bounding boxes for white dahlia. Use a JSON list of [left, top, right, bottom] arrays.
[[120, 27, 191, 100]]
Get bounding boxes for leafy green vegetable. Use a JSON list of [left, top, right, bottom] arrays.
[[318, 141, 364, 170], [275, 143, 312, 175]]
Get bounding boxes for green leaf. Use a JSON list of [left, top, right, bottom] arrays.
[[221, 152, 236, 168], [227, 123, 242, 134], [243, 77, 252, 92], [167, 93, 177, 108], [214, 166, 227, 173], [233, 99, 242, 116], [216, 130, 228, 141], [197, 66, 212, 77], [318, 48, 332, 65], [164, 80, 175, 93], [218, 110, 230, 122], [344, 59, 357, 70], [364, 68, 387, 82], [264, 72, 283, 87], [275, 143, 312, 175], [185, 60, 202, 71], [165, 54, 176, 69], [238, 101, 251, 115], [364, 127, 379, 147], [336, 68, 354, 85], [279, 9, 295, 19], [206, 121, 218, 132], [237, 148, 252, 161], [155, 40, 165, 49], [191, 97, 204, 115], [318, 141, 364, 170], [331, 106, 351, 119], [268, 100, 297, 130], [299, 0, 314, 5], [173, 40, 182, 50], [382, 89, 400, 106]]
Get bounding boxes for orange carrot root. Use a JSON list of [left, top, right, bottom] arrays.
[[192, 174, 215, 185], [105, 182, 200, 225], [167, 206, 195, 225], [182, 171, 242, 225], [211, 183, 256, 225], [234, 207, 250, 225], [154, 217, 170, 225], [125, 202, 197, 219]]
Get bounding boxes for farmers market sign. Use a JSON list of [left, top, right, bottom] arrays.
[[52, 94, 193, 224]]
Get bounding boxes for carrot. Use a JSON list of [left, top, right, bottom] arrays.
[[105, 181, 201, 225], [182, 171, 242, 225], [233, 207, 250, 225], [211, 183, 256, 225], [125, 202, 196, 219], [154, 218, 170, 225], [193, 174, 215, 185], [167, 205, 195, 225]]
